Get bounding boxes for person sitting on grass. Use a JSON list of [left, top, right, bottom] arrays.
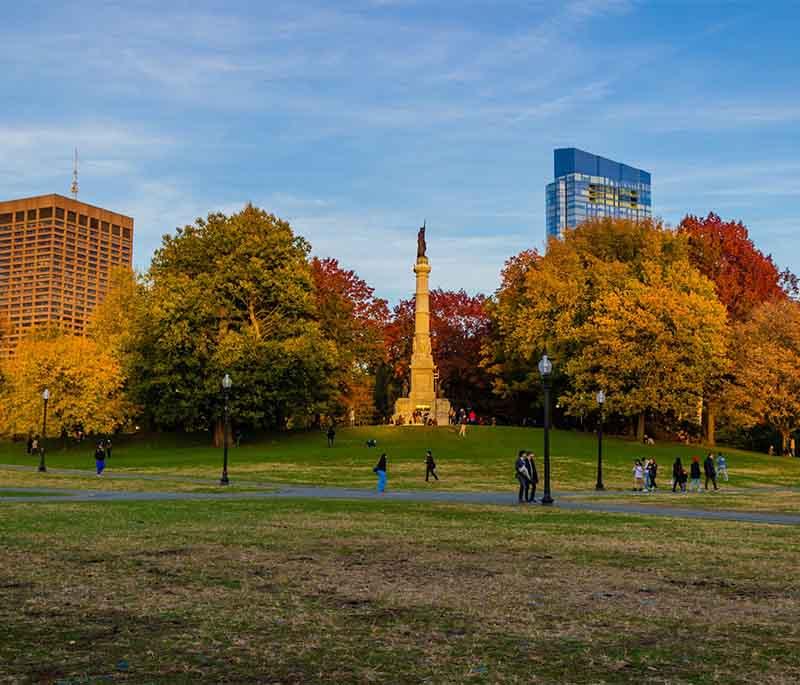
[[94, 442, 106, 476]]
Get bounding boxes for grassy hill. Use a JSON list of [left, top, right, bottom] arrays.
[[2, 425, 797, 491]]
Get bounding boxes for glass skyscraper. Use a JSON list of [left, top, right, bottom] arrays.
[[545, 148, 651, 239]]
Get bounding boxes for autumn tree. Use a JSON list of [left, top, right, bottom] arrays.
[[678, 213, 786, 322], [129, 205, 338, 440], [725, 299, 800, 450], [489, 218, 729, 439], [310, 257, 389, 421], [0, 333, 132, 438], [385, 289, 493, 411]]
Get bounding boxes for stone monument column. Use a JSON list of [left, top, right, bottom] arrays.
[[393, 223, 451, 425]]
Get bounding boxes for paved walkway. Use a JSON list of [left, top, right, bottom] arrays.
[[2, 465, 799, 526]]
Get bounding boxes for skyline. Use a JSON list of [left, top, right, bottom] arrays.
[[2, 1, 799, 301]]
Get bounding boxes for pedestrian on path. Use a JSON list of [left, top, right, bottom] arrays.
[[704, 453, 718, 491], [515, 450, 530, 503], [94, 442, 106, 476], [689, 456, 702, 492], [716, 453, 729, 482], [425, 449, 439, 482], [649, 458, 658, 490], [633, 460, 644, 491], [373, 453, 387, 493], [525, 451, 539, 502], [672, 458, 683, 493]]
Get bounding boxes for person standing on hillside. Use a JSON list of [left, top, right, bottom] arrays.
[[425, 449, 439, 482], [458, 415, 467, 438], [104, 437, 113, 460], [373, 453, 387, 493], [704, 453, 718, 491], [94, 442, 107, 476], [716, 453, 729, 482], [327, 424, 336, 448], [525, 451, 539, 503], [515, 450, 530, 503]]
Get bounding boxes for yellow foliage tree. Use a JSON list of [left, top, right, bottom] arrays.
[[489, 218, 730, 439], [0, 334, 132, 438], [725, 299, 800, 449]]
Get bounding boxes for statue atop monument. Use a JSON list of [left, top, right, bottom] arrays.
[[417, 221, 427, 259]]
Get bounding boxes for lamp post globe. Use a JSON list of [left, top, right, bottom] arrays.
[[220, 374, 232, 485], [595, 390, 606, 491], [538, 354, 554, 505], [38, 388, 50, 473]]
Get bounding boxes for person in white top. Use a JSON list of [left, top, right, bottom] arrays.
[[632, 460, 644, 491]]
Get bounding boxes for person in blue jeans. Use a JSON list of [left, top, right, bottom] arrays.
[[94, 442, 106, 476], [374, 453, 387, 493]]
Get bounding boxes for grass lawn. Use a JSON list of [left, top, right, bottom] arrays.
[[2, 426, 798, 493], [572, 489, 800, 514], [1, 498, 798, 684]]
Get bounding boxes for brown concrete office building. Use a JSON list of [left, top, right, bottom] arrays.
[[0, 194, 133, 356]]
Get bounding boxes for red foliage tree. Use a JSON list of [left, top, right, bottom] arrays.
[[385, 289, 492, 407], [678, 213, 786, 322]]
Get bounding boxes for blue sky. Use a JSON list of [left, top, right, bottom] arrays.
[[2, 0, 798, 301]]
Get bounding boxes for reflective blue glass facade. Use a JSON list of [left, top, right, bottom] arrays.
[[546, 148, 652, 239]]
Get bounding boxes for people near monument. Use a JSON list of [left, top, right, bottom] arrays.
[[689, 456, 702, 492], [94, 442, 106, 476], [716, 453, 729, 481], [458, 416, 467, 438], [425, 450, 439, 482], [704, 453, 718, 491], [468, 409, 476, 424], [448, 406, 456, 425], [327, 424, 336, 448], [768, 444, 775, 456], [525, 451, 539, 502], [632, 460, 644, 491], [515, 450, 530, 504], [373, 453, 387, 493], [672, 458, 683, 492]]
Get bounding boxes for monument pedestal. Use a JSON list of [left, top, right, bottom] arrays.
[[392, 248, 451, 426]]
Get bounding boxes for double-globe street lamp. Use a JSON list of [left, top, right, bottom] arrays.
[[595, 390, 606, 491], [38, 388, 50, 473], [220, 373, 233, 485], [538, 354, 554, 505]]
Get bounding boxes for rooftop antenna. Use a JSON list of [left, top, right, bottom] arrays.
[[70, 148, 79, 200]]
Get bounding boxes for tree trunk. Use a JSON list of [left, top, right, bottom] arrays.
[[780, 429, 790, 456], [704, 400, 716, 447], [212, 420, 232, 448], [636, 413, 646, 442]]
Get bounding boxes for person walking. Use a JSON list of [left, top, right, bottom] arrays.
[[632, 460, 644, 491], [650, 458, 658, 491], [672, 458, 683, 493], [373, 453, 387, 493], [425, 449, 439, 482], [525, 451, 539, 502], [704, 453, 718, 491], [458, 416, 467, 438], [26, 434, 33, 455], [104, 438, 113, 460], [515, 450, 530, 504], [94, 442, 106, 476], [327, 424, 336, 448], [689, 456, 702, 492], [643, 458, 653, 492], [716, 453, 729, 482]]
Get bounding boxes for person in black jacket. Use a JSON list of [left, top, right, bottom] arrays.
[[515, 450, 529, 503], [672, 458, 683, 492], [689, 456, 702, 492], [425, 450, 438, 481], [525, 451, 539, 502], [704, 453, 718, 491], [327, 424, 336, 448], [373, 453, 387, 492]]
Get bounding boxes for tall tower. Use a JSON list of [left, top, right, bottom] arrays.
[[392, 223, 451, 425]]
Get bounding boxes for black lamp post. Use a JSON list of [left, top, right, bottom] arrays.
[[220, 373, 232, 486], [595, 390, 606, 491], [538, 354, 554, 505], [38, 388, 49, 473]]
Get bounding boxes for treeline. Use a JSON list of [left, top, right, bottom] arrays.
[[1, 206, 797, 451]]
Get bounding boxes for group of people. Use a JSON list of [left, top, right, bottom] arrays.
[[634, 452, 729, 493], [514, 450, 539, 503]]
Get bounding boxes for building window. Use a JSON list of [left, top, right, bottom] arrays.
[[78, 215, 88, 226], [67, 211, 77, 223]]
